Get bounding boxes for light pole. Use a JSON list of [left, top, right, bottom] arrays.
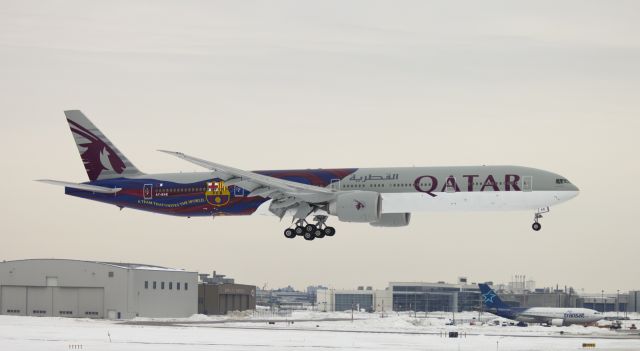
[[351, 300, 354, 323], [617, 290, 620, 318], [426, 294, 429, 319]]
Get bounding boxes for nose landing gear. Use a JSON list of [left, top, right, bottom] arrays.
[[532, 207, 549, 231]]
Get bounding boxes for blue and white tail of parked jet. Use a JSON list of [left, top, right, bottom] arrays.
[[479, 283, 601, 326], [39, 110, 580, 240]]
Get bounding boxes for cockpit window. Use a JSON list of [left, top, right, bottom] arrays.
[[556, 178, 570, 184]]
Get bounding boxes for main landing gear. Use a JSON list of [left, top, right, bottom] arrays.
[[532, 207, 549, 231], [283, 215, 336, 240]]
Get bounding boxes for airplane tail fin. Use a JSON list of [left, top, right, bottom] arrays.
[[65, 110, 143, 181], [479, 283, 511, 310]]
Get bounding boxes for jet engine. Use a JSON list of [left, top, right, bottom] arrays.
[[370, 213, 411, 227], [328, 191, 381, 223], [550, 319, 564, 327]]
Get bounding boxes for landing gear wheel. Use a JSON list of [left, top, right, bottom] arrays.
[[303, 231, 315, 241], [324, 227, 336, 236], [294, 226, 305, 236], [284, 228, 296, 239], [314, 229, 325, 238], [305, 224, 317, 233], [531, 207, 548, 232]]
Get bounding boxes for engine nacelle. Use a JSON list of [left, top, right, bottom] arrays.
[[370, 213, 411, 227], [329, 191, 381, 223], [550, 319, 564, 327]]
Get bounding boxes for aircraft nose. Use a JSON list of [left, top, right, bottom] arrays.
[[566, 183, 580, 200], [570, 182, 580, 192]]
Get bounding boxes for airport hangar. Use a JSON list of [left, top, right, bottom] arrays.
[[0, 259, 198, 319]]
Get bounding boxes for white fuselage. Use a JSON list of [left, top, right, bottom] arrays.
[[515, 307, 602, 325], [253, 165, 580, 216]]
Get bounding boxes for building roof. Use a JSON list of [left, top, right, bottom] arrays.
[[1, 259, 194, 273]]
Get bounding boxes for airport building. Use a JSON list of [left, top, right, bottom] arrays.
[[257, 286, 313, 309], [579, 293, 630, 313], [628, 291, 640, 313], [197, 271, 256, 315], [496, 288, 581, 308], [390, 280, 481, 312], [0, 259, 198, 319], [316, 287, 392, 313], [317, 279, 480, 313]]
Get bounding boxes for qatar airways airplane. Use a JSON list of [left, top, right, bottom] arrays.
[[39, 111, 580, 240], [479, 284, 602, 326]]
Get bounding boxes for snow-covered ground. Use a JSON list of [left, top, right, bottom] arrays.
[[1, 311, 639, 351]]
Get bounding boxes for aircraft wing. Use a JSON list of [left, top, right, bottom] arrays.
[[516, 311, 550, 323], [158, 150, 336, 207], [37, 179, 122, 194]]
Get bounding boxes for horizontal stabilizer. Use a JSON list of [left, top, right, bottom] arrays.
[[36, 179, 122, 194]]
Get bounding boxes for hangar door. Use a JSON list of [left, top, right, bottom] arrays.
[[1, 286, 104, 318], [53, 287, 79, 317], [77, 288, 104, 318], [27, 287, 53, 316], [1, 286, 27, 316]]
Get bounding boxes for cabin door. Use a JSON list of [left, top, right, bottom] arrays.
[[143, 184, 153, 199], [522, 176, 533, 192]]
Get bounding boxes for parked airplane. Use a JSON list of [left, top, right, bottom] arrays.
[[39, 110, 580, 240], [479, 283, 601, 326]]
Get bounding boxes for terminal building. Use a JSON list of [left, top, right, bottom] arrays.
[[391, 280, 481, 312], [257, 286, 313, 309], [579, 293, 631, 313], [496, 288, 581, 308], [0, 259, 198, 319], [317, 286, 392, 312], [317, 278, 480, 313]]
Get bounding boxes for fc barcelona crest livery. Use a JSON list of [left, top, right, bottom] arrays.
[[39, 110, 580, 241], [205, 181, 230, 206]]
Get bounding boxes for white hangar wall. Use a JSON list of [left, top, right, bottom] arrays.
[[0, 259, 197, 319]]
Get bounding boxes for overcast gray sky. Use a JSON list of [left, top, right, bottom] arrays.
[[1, 0, 639, 293]]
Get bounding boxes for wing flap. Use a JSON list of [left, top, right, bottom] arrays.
[[158, 150, 335, 203], [37, 179, 122, 194]]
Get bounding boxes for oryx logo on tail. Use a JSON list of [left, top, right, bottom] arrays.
[[64, 110, 142, 181], [68, 119, 126, 180]]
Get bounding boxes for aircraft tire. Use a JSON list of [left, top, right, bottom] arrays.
[[532, 222, 542, 231], [305, 224, 317, 233], [284, 228, 296, 239], [314, 229, 325, 238], [303, 231, 315, 241], [294, 226, 305, 235], [324, 227, 336, 236]]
